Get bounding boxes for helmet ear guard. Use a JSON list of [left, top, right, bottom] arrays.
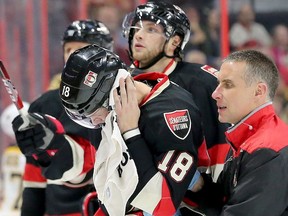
[[60, 44, 127, 122]]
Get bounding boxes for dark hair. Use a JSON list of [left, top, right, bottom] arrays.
[[224, 49, 279, 100]]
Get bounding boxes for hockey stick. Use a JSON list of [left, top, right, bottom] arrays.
[[0, 60, 30, 129]]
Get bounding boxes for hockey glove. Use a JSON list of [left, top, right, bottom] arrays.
[[12, 113, 65, 165]]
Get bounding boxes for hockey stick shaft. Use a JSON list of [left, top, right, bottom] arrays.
[[0, 60, 30, 128]]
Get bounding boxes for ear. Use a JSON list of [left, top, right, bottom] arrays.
[[166, 35, 181, 55], [255, 82, 268, 97], [171, 35, 181, 47]]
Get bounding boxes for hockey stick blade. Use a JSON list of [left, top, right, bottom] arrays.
[[0, 60, 30, 129]]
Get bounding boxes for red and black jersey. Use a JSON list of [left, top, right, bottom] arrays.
[[22, 89, 101, 216], [133, 61, 230, 181], [124, 73, 204, 215], [39, 73, 204, 215]]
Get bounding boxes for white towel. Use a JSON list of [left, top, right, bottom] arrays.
[[93, 69, 139, 216]]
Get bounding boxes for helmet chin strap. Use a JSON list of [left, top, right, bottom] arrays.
[[130, 40, 176, 70], [133, 51, 165, 70]]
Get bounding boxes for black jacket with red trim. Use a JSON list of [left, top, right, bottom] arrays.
[[187, 103, 288, 215]]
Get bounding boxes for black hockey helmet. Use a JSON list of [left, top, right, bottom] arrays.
[[60, 44, 126, 127], [122, 1, 190, 56], [62, 20, 114, 51]]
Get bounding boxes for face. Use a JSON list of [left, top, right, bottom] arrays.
[[131, 20, 167, 66], [208, 9, 219, 28], [88, 107, 109, 128], [63, 41, 91, 63], [212, 61, 259, 124], [273, 25, 288, 46], [238, 4, 255, 24]]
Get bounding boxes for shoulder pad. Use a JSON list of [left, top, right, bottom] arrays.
[[200, 65, 218, 77]]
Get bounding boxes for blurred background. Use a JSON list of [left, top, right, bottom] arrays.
[[0, 0, 288, 177]]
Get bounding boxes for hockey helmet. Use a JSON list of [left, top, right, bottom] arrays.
[[122, 1, 190, 51], [60, 44, 126, 128], [62, 20, 114, 51]]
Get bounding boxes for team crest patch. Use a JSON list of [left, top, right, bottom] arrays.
[[164, 109, 191, 140], [84, 71, 97, 87], [201, 65, 218, 77]]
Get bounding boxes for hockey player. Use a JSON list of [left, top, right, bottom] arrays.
[[0, 102, 29, 216], [122, 1, 230, 181], [59, 44, 205, 215], [12, 20, 113, 216]]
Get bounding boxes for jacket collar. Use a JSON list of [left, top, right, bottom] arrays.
[[225, 102, 275, 152]]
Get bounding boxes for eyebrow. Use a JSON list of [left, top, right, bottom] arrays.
[[221, 79, 234, 85]]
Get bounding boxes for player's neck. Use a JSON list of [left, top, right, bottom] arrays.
[[141, 57, 173, 73], [134, 81, 152, 104]]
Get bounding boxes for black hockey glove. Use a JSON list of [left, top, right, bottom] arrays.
[[12, 113, 65, 165]]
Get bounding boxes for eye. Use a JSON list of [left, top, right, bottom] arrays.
[[146, 26, 159, 33], [223, 81, 234, 89], [130, 26, 142, 35]]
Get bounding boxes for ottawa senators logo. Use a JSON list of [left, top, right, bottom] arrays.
[[84, 71, 97, 87], [164, 109, 191, 140]]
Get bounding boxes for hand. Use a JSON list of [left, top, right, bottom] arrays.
[[113, 77, 140, 133], [12, 113, 65, 157], [188, 170, 204, 192], [190, 175, 204, 192]]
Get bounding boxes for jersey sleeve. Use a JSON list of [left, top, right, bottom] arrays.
[[23, 89, 99, 215], [27, 90, 98, 182], [40, 134, 96, 182]]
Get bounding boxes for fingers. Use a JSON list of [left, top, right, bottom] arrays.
[[122, 76, 137, 104], [113, 87, 121, 112], [119, 77, 127, 106], [113, 76, 137, 107], [113, 77, 126, 112], [190, 175, 204, 192], [125, 77, 137, 104], [114, 76, 139, 133]]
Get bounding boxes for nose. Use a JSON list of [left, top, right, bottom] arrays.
[[90, 116, 105, 127], [134, 28, 144, 39], [211, 85, 221, 100]]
